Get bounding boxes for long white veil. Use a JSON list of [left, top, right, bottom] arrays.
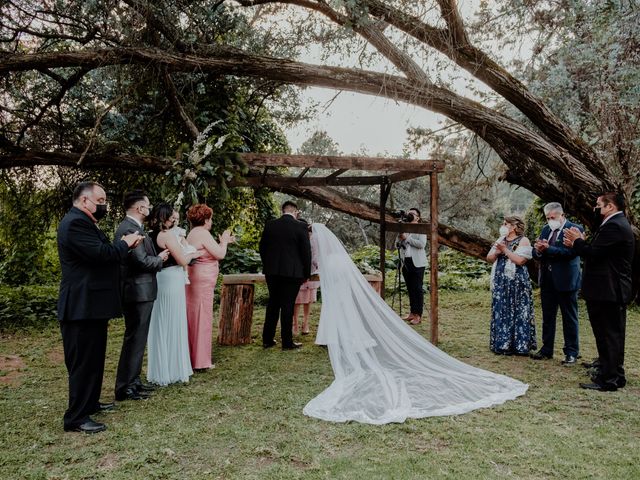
[[303, 223, 528, 424]]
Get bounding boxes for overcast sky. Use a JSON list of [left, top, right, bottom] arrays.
[[285, 87, 444, 157]]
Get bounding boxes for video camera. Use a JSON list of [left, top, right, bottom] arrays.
[[392, 210, 416, 223]]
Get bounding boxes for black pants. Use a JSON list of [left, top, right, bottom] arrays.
[[401, 257, 425, 316], [115, 301, 154, 396], [263, 275, 303, 347], [539, 284, 580, 357], [586, 300, 626, 388], [60, 319, 108, 429]]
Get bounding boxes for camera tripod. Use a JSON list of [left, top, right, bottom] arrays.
[[391, 245, 406, 315]]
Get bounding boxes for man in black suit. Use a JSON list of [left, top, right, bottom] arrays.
[[114, 190, 168, 401], [564, 192, 635, 391], [57, 181, 142, 433], [259, 200, 312, 350]]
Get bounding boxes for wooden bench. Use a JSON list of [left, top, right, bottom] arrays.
[[217, 272, 383, 346]]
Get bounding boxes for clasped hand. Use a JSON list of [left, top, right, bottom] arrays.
[[534, 239, 549, 252], [494, 240, 508, 253], [562, 227, 584, 247], [219, 229, 236, 245]]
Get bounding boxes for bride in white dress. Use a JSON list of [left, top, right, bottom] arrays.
[[303, 223, 528, 425]]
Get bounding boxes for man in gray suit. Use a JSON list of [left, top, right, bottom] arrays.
[[114, 190, 168, 401]]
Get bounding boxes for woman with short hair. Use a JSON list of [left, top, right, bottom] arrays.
[[185, 204, 234, 370]]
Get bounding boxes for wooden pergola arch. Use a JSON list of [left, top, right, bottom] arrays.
[[232, 153, 445, 344]]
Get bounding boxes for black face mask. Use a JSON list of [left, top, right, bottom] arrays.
[[93, 203, 108, 221], [593, 207, 603, 224]]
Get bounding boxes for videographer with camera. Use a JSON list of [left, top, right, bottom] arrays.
[[396, 207, 427, 325]]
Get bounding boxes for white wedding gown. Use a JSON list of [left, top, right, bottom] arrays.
[[303, 224, 528, 425]]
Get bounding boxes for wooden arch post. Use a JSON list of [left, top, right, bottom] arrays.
[[429, 172, 440, 345], [379, 178, 391, 298]]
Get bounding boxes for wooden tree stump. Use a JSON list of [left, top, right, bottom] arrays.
[[217, 274, 264, 346], [364, 274, 383, 296]]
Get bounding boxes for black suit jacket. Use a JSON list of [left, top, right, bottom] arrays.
[[115, 217, 163, 303], [259, 214, 311, 279], [57, 207, 129, 322], [573, 213, 635, 304]]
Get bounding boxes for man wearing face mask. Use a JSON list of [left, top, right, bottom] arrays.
[[57, 182, 143, 433], [530, 203, 583, 365], [114, 190, 170, 402], [563, 193, 635, 391]]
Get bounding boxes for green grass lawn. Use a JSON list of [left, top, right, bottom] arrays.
[[1, 290, 639, 479]]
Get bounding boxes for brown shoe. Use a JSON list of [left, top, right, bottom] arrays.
[[402, 314, 414, 322], [409, 316, 422, 325]]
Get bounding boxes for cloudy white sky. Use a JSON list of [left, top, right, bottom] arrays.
[[285, 88, 444, 157]]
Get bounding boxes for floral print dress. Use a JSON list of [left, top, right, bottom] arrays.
[[490, 236, 537, 355]]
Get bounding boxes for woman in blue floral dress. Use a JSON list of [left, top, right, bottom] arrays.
[[487, 216, 536, 355]]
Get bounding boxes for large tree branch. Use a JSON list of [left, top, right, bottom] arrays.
[[436, 0, 469, 46], [237, 0, 432, 85], [0, 47, 603, 193], [363, 0, 610, 184], [161, 67, 199, 139]]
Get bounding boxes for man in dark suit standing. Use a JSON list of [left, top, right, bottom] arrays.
[[259, 200, 312, 350], [114, 190, 168, 401], [564, 193, 635, 391], [57, 181, 143, 433], [530, 202, 583, 365]]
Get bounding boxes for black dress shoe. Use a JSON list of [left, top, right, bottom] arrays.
[[115, 387, 150, 401], [582, 358, 600, 368], [135, 383, 156, 392], [562, 355, 577, 366], [93, 402, 116, 414], [579, 382, 617, 392], [282, 342, 302, 350], [64, 418, 107, 434], [530, 350, 553, 360], [263, 340, 277, 349]]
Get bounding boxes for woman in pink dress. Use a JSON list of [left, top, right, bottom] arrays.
[[293, 219, 320, 336], [185, 204, 235, 370]]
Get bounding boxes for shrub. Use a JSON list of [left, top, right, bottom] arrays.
[[220, 245, 262, 274], [0, 284, 58, 330], [437, 249, 491, 279], [351, 245, 397, 274]]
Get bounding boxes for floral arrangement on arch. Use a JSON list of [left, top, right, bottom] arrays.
[[168, 120, 248, 205]]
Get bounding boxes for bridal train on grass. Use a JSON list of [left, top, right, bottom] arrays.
[[303, 223, 528, 425]]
